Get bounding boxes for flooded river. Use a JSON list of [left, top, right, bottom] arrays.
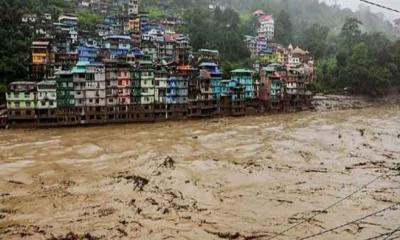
[[0, 105, 400, 239]]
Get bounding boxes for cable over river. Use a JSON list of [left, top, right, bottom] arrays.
[[0, 103, 399, 239]]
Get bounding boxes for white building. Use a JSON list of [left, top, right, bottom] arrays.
[[21, 14, 37, 23], [85, 64, 106, 107], [257, 15, 274, 41], [37, 81, 57, 109], [128, 0, 140, 15]]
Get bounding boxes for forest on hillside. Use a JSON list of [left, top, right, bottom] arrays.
[[140, 0, 400, 96], [0, 0, 400, 99]]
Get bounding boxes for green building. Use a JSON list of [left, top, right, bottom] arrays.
[[55, 71, 75, 107]]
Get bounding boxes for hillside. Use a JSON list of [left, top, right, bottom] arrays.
[[143, 0, 398, 37]]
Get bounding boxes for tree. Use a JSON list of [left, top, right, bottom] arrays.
[[339, 17, 362, 50], [297, 24, 329, 60], [274, 10, 292, 45]]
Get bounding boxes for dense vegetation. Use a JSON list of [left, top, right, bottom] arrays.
[[0, 0, 399, 102]]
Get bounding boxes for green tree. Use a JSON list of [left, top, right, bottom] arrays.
[[297, 24, 329, 60], [274, 10, 292, 45], [339, 17, 362, 50]]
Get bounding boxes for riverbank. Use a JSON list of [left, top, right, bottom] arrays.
[[0, 103, 399, 239]]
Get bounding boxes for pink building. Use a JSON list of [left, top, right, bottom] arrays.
[[117, 63, 131, 105]]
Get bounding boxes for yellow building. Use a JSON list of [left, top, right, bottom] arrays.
[[32, 41, 53, 65], [31, 40, 54, 81]]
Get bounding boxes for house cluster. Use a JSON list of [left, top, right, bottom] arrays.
[[2, 2, 314, 128], [257, 43, 314, 111], [244, 9, 275, 59]]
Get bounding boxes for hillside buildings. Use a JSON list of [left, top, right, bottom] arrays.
[[3, 2, 314, 128]]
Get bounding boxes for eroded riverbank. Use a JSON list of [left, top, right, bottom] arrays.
[[0, 104, 400, 239]]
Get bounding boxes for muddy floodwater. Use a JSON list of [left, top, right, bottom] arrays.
[[0, 105, 400, 240]]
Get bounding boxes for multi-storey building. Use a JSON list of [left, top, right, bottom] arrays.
[[78, 45, 98, 63], [230, 69, 254, 100], [36, 80, 57, 125], [154, 67, 168, 104], [72, 61, 89, 107], [139, 59, 155, 105], [6, 82, 37, 125], [105, 61, 119, 109], [85, 63, 107, 123], [55, 50, 78, 71], [257, 14, 274, 41], [128, 0, 140, 16], [104, 35, 132, 59], [153, 66, 168, 120], [199, 62, 222, 100], [175, 65, 190, 104], [31, 40, 55, 81], [55, 71, 76, 125], [116, 62, 131, 106], [174, 35, 192, 64], [55, 71, 75, 108]]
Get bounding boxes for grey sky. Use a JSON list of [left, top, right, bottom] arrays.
[[321, 0, 400, 20]]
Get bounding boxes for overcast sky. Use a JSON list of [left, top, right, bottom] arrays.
[[321, 0, 400, 21]]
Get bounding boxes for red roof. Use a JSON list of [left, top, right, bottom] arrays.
[[259, 15, 273, 23]]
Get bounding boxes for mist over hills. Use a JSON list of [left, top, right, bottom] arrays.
[[143, 0, 398, 37]]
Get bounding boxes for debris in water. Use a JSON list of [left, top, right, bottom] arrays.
[[113, 173, 149, 191], [132, 176, 149, 191], [97, 208, 115, 217], [8, 180, 24, 185], [49, 232, 102, 240], [159, 156, 175, 169], [305, 168, 328, 173], [358, 129, 365, 137]]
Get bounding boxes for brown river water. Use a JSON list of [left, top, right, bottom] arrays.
[[0, 104, 399, 239]]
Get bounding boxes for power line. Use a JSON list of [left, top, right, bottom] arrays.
[[360, 0, 400, 14], [383, 226, 400, 240], [299, 203, 400, 240], [266, 171, 388, 240]]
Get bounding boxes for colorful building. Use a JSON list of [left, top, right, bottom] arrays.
[[31, 40, 54, 81], [230, 69, 254, 100], [154, 67, 168, 104], [72, 61, 89, 108], [138, 58, 155, 105], [257, 14, 274, 41], [116, 62, 132, 105], [78, 45, 98, 63], [6, 82, 37, 124], [104, 35, 132, 59], [55, 71, 75, 108], [85, 63, 106, 107], [36, 80, 57, 125], [199, 62, 222, 99]]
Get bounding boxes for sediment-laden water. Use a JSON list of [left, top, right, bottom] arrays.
[[0, 104, 399, 239]]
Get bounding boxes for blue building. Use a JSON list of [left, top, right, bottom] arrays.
[[104, 35, 132, 59], [78, 45, 98, 63], [199, 62, 222, 99], [230, 69, 254, 100], [166, 75, 177, 104]]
